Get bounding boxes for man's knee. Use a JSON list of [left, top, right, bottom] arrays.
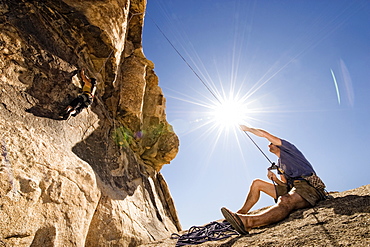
[[251, 179, 265, 189], [250, 178, 275, 196]]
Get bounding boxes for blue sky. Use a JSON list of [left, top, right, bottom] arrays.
[[142, 0, 370, 230]]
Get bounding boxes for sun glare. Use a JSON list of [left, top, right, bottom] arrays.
[[211, 97, 248, 130]]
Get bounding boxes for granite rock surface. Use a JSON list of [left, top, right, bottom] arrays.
[[0, 0, 180, 246]]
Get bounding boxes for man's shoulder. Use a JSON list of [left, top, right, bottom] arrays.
[[280, 140, 302, 155], [281, 139, 294, 148]]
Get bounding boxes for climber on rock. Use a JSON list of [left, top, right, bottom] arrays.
[[60, 69, 97, 120], [221, 125, 327, 235]]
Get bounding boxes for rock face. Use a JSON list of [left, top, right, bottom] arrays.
[[144, 184, 370, 247], [0, 0, 180, 246]]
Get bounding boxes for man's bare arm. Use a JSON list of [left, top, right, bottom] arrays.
[[240, 125, 282, 146]]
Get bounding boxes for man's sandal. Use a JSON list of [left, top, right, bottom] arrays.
[[221, 207, 249, 235]]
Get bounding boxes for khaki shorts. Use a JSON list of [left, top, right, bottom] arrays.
[[276, 180, 324, 206]]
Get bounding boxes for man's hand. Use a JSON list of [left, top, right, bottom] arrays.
[[239, 125, 265, 138], [239, 125, 252, 132], [268, 170, 287, 185], [267, 170, 277, 182], [239, 125, 282, 146]]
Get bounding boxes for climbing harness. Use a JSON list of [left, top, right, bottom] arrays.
[[171, 221, 239, 246]]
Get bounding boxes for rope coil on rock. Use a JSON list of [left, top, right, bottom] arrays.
[[171, 221, 239, 246]]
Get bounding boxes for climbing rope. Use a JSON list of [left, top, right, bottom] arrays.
[[97, 49, 114, 74], [243, 131, 275, 166], [148, 11, 274, 167], [171, 221, 239, 246], [146, 12, 221, 104]]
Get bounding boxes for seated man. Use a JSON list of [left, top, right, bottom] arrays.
[[221, 125, 327, 235], [60, 69, 97, 120]]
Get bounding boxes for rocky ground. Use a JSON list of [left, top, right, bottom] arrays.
[[142, 184, 370, 247]]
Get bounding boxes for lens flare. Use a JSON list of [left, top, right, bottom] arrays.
[[330, 69, 341, 105], [211, 96, 249, 130]]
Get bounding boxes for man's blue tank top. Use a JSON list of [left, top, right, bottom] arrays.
[[278, 139, 315, 178]]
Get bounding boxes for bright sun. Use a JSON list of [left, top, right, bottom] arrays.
[[211, 97, 249, 129]]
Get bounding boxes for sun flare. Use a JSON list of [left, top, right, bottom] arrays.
[[210, 96, 249, 130]]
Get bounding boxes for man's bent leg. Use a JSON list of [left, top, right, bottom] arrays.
[[237, 179, 276, 214], [240, 191, 311, 231]]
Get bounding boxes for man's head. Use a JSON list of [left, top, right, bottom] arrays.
[[268, 143, 280, 156]]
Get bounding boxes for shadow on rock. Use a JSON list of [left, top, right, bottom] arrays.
[[25, 69, 80, 120], [71, 108, 150, 201], [318, 194, 370, 215], [26, 105, 63, 120]]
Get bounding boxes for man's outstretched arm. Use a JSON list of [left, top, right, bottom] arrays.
[[240, 125, 282, 146]]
